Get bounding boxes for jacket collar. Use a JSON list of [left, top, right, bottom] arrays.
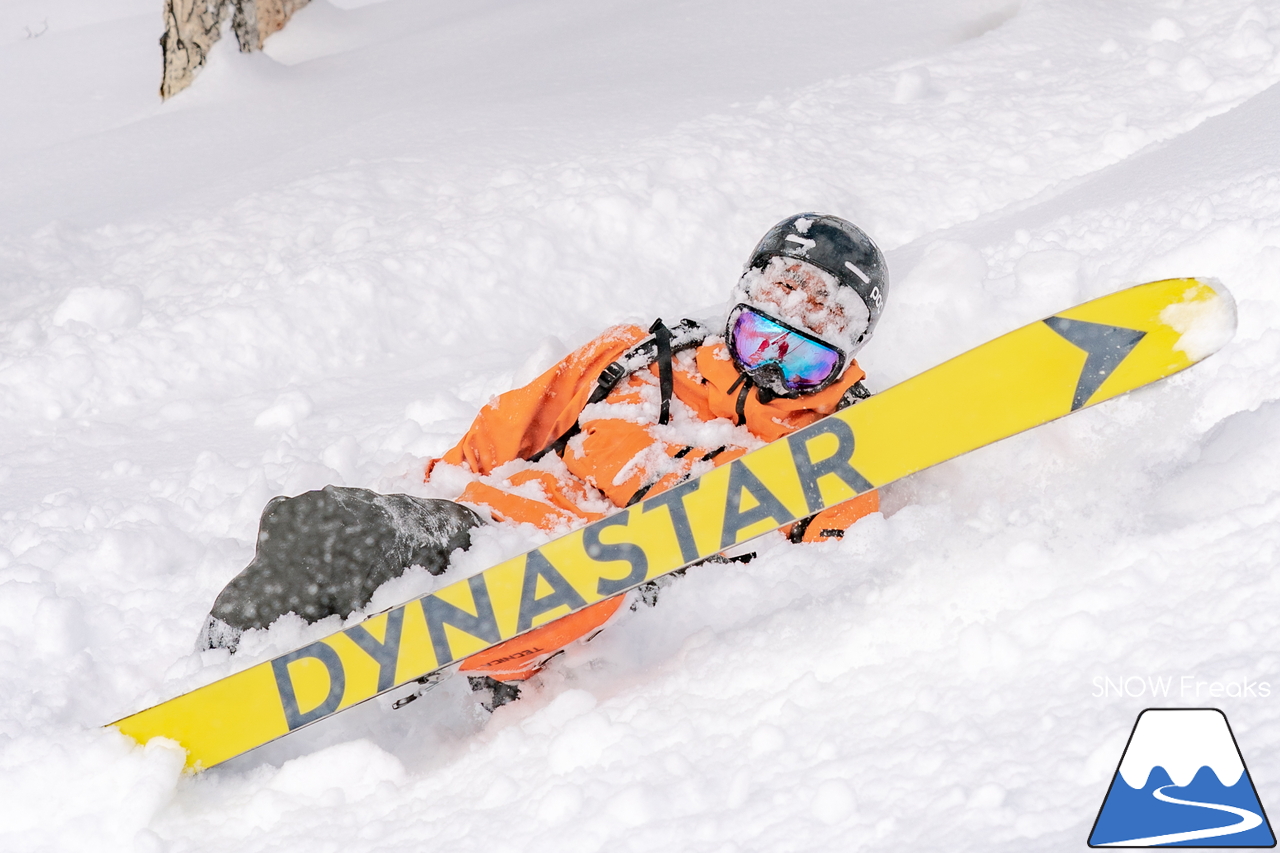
[[695, 341, 865, 443]]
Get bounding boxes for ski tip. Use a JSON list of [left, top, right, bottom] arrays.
[[1156, 276, 1237, 363]]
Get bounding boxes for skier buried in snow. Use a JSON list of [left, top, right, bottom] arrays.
[[200, 213, 889, 708]]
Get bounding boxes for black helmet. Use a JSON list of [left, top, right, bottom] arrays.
[[744, 213, 888, 346]]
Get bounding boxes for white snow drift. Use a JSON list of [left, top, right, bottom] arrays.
[[1, 0, 1280, 851]]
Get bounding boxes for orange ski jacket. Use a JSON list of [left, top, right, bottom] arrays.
[[428, 322, 880, 682]]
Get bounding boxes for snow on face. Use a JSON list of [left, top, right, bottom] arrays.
[[729, 256, 871, 356]]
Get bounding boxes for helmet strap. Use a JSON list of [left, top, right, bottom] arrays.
[[728, 371, 753, 426]]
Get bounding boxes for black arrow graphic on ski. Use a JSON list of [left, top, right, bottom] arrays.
[[1043, 316, 1146, 411]]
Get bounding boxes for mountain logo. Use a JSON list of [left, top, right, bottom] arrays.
[[1089, 708, 1275, 847]]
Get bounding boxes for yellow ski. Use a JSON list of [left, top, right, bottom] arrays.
[[110, 277, 1235, 770]]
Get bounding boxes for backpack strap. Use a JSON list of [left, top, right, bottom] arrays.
[[650, 318, 674, 426], [529, 318, 709, 462]]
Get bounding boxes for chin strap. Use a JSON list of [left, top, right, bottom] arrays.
[[729, 366, 793, 423], [727, 371, 753, 426]]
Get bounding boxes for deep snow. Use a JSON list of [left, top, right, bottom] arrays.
[[2, 0, 1280, 851]]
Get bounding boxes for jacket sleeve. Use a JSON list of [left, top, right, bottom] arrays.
[[785, 491, 880, 543], [433, 325, 649, 476]]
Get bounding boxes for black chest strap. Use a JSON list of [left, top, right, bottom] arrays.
[[528, 318, 708, 462], [650, 318, 674, 426]]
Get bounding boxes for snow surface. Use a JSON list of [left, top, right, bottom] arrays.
[[2, 0, 1280, 850]]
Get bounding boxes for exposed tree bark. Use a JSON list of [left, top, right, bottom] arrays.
[[160, 0, 311, 100], [232, 0, 313, 52], [159, 0, 228, 100]]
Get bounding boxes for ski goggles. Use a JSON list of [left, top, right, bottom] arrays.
[[727, 304, 846, 394]]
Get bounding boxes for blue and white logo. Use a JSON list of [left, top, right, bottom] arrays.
[[1089, 708, 1275, 847]]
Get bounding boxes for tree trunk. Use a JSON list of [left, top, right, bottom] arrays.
[[232, 0, 313, 53], [159, 0, 311, 100]]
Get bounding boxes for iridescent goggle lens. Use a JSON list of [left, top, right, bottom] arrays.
[[728, 305, 844, 392]]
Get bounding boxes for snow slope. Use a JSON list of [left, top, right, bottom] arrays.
[[1, 0, 1280, 850]]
